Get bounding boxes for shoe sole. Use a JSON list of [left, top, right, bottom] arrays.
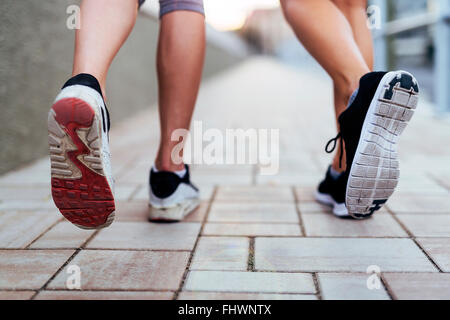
[[149, 198, 200, 222], [48, 97, 115, 229], [346, 71, 419, 219], [315, 191, 350, 218]]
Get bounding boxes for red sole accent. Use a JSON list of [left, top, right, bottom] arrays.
[[50, 98, 114, 229]]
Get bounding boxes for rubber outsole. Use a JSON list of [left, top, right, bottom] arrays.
[[48, 98, 115, 229], [346, 71, 419, 219], [315, 191, 350, 218], [149, 199, 200, 222]]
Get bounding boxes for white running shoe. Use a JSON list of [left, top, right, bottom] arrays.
[[148, 165, 200, 221], [48, 73, 115, 229]]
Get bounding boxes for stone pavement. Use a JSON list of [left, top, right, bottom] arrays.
[[0, 58, 449, 300]]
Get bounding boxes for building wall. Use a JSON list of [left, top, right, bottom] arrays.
[[0, 0, 245, 175]]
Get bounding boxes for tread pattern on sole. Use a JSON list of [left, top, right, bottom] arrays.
[[48, 98, 115, 229], [347, 72, 419, 219]]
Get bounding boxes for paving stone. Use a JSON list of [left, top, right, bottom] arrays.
[[184, 271, 316, 294], [302, 212, 407, 237], [203, 223, 302, 237], [0, 250, 74, 290], [384, 273, 450, 300], [113, 184, 138, 201], [193, 173, 253, 187], [417, 238, 450, 272], [0, 291, 35, 300], [178, 292, 317, 300], [0, 200, 55, 211], [0, 186, 51, 201], [0, 159, 50, 186], [184, 202, 210, 222], [191, 237, 249, 271], [387, 195, 450, 213], [35, 290, 173, 300], [396, 214, 450, 237], [297, 201, 331, 214], [87, 222, 201, 250], [294, 187, 317, 202], [215, 186, 294, 202], [48, 250, 189, 291], [255, 238, 437, 272], [115, 200, 150, 221], [114, 201, 208, 222], [0, 210, 60, 248], [208, 203, 298, 223], [318, 273, 390, 300], [133, 184, 214, 201], [30, 222, 95, 249], [256, 174, 320, 186]]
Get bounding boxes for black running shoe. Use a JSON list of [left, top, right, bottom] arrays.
[[326, 71, 419, 219], [315, 166, 349, 218], [148, 165, 200, 221]]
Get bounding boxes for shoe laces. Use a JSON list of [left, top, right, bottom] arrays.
[[325, 132, 344, 169]]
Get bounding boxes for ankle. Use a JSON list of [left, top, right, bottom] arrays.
[[334, 70, 369, 105], [154, 158, 185, 172]]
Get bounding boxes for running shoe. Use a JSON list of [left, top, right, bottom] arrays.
[[326, 71, 419, 219], [148, 165, 200, 221], [315, 166, 350, 218], [48, 74, 115, 229]]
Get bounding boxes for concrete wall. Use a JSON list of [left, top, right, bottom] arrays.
[[0, 0, 245, 175]]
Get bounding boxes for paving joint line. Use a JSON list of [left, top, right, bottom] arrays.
[[380, 273, 396, 300], [386, 207, 444, 273], [312, 273, 322, 300], [30, 248, 81, 300], [247, 237, 255, 271], [25, 217, 64, 249], [292, 186, 307, 236], [173, 186, 218, 300]]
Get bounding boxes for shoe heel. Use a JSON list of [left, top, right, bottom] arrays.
[[48, 98, 115, 229]]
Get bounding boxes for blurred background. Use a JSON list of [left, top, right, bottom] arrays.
[[0, 0, 449, 175]]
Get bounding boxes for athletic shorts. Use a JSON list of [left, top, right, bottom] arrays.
[[138, 0, 204, 18]]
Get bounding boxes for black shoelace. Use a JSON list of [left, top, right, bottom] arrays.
[[325, 132, 344, 169]]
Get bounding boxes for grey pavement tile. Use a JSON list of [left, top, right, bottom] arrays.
[[87, 222, 201, 250], [318, 273, 390, 300], [191, 237, 249, 271], [0, 250, 74, 290], [396, 214, 450, 237], [30, 222, 95, 249], [48, 250, 189, 291], [35, 290, 173, 300], [208, 202, 298, 223], [417, 238, 450, 272], [202, 223, 302, 237], [0, 210, 60, 248], [184, 271, 316, 294], [178, 291, 317, 300], [302, 212, 407, 238], [215, 186, 294, 202], [255, 238, 437, 272], [384, 273, 450, 300]]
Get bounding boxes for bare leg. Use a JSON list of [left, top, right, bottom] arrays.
[[72, 0, 138, 97], [155, 11, 206, 172], [331, 0, 374, 171], [280, 0, 371, 171]]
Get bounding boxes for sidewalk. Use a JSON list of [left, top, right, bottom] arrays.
[[0, 57, 449, 300]]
